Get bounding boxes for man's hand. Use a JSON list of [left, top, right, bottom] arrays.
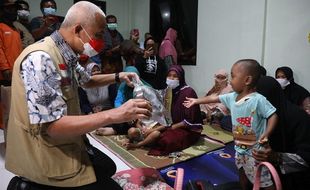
[[119, 72, 140, 87], [183, 97, 197, 108], [116, 99, 152, 122]]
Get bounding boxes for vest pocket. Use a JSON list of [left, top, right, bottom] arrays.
[[14, 119, 83, 180], [38, 136, 82, 179]]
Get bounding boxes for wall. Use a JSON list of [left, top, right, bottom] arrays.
[[184, 0, 266, 96], [263, 0, 310, 87], [105, 0, 150, 41], [185, 0, 310, 95]]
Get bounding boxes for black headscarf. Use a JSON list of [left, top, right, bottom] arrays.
[[257, 76, 310, 163], [275, 66, 310, 106], [257, 75, 310, 189], [276, 66, 294, 82]]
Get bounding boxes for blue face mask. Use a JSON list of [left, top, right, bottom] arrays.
[[43, 7, 56, 16], [107, 23, 117, 31]]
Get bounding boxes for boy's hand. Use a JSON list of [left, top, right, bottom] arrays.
[[258, 135, 269, 145], [183, 97, 197, 108]]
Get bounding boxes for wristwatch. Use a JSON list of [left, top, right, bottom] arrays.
[[115, 72, 120, 83]]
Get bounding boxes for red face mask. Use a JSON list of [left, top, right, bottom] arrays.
[[89, 38, 105, 53], [80, 26, 105, 57]]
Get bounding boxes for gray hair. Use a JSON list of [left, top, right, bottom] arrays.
[[61, 1, 105, 28]]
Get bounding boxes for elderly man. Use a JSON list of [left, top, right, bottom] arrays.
[[5, 1, 151, 189]]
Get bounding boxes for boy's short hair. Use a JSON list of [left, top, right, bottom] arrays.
[[235, 59, 261, 88]]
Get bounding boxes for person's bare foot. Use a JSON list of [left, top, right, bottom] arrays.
[[95, 127, 116, 136], [121, 138, 130, 146]]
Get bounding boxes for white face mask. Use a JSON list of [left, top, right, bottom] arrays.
[[276, 78, 290, 89], [166, 79, 179, 89], [17, 10, 30, 19], [81, 43, 98, 57]]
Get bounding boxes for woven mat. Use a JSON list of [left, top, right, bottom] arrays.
[[90, 125, 233, 169], [202, 124, 233, 144]]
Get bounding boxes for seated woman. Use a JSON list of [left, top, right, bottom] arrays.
[[200, 69, 233, 126], [253, 76, 310, 190], [78, 63, 113, 114], [275, 66, 310, 115], [148, 65, 203, 156]]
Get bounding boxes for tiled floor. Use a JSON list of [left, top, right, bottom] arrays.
[[0, 130, 130, 190]]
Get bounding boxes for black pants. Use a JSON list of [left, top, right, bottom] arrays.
[[7, 145, 122, 190]]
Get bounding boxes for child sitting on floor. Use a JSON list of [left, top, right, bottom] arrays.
[[124, 119, 166, 149], [123, 75, 172, 149], [184, 59, 278, 190]]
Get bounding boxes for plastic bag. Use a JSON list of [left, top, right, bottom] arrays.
[[132, 77, 172, 126]]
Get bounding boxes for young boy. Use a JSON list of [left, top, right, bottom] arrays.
[[184, 59, 278, 189]]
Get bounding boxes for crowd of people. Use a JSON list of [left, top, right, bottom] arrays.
[[1, 0, 309, 190]]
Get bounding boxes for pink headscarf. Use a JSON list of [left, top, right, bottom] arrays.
[[203, 69, 233, 115], [159, 28, 178, 64]]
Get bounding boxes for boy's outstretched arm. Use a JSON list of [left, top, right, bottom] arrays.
[[183, 94, 220, 108]]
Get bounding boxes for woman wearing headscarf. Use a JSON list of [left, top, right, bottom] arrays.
[[275, 66, 310, 115], [148, 65, 203, 156], [201, 69, 233, 125], [159, 28, 178, 68], [253, 76, 310, 190], [78, 63, 113, 114]]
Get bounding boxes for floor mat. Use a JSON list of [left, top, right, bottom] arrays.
[[90, 129, 230, 169], [202, 124, 233, 144]]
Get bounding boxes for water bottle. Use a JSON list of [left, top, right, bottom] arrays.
[[75, 63, 91, 84]]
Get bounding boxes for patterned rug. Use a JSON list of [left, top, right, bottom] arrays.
[[201, 124, 233, 144], [90, 125, 233, 169]]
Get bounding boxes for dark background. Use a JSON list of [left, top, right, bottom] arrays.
[[150, 0, 198, 65]]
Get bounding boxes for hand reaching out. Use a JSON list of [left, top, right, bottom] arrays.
[[119, 72, 140, 87], [183, 97, 197, 108]]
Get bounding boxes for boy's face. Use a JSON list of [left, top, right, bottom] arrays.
[[230, 63, 248, 93]]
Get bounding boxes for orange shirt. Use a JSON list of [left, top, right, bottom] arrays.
[[0, 23, 22, 80]]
